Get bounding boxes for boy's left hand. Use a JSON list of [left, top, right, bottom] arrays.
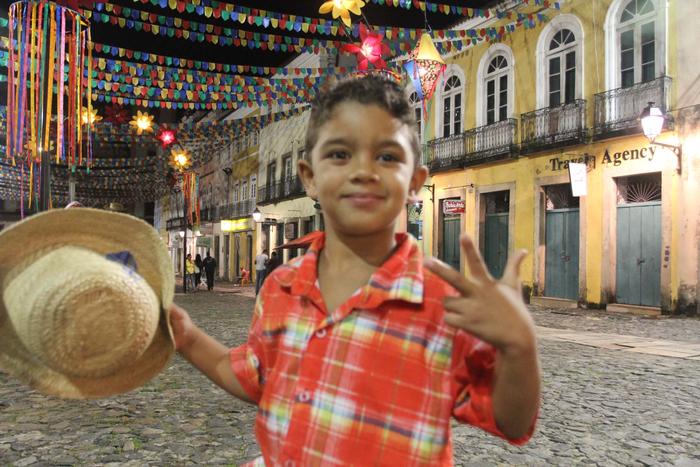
[[423, 234, 536, 356]]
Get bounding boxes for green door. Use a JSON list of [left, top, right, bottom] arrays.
[[441, 217, 461, 271], [545, 208, 580, 300], [616, 202, 661, 306], [484, 212, 508, 279]]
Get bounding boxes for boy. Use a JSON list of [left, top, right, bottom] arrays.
[[170, 75, 540, 465]]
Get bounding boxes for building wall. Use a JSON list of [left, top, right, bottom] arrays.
[[418, 0, 697, 312]]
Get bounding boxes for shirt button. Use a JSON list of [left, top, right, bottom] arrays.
[[315, 329, 327, 338], [297, 390, 311, 403]]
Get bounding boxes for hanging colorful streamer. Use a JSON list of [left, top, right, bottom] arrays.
[[6, 0, 93, 210], [182, 172, 200, 227]]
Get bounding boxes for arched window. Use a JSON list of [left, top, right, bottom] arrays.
[[441, 75, 462, 137], [408, 90, 423, 140], [605, 0, 666, 90], [536, 15, 584, 109], [485, 56, 509, 124], [619, 0, 656, 86], [547, 29, 578, 106]]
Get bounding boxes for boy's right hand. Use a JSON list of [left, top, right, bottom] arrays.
[[168, 304, 197, 351]]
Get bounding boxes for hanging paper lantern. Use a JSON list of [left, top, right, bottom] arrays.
[[130, 111, 155, 135], [6, 1, 93, 169], [104, 104, 130, 125], [156, 127, 177, 148], [403, 33, 446, 103], [341, 24, 390, 70], [170, 148, 191, 172], [319, 0, 365, 27], [81, 107, 102, 127]]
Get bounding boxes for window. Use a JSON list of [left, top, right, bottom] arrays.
[[441, 75, 462, 137], [547, 29, 577, 106], [267, 161, 276, 186], [605, 0, 666, 90], [282, 154, 293, 180], [233, 183, 239, 203], [241, 180, 248, 200], [408, 90, 423, 139], [250, 175, 257, 200], [619, 0, 656, 86], [486, 56, 509, 124]]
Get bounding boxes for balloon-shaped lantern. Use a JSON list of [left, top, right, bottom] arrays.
[[403, 33, 446, 103]]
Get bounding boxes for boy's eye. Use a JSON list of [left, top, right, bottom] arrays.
[[378, 153, 399, 162], [327, 150, 349, 160]]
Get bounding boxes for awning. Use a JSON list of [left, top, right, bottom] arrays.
[[275, 231, 323, 250]]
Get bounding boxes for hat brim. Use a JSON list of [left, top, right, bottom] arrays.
[[0, 208, 175, 399]]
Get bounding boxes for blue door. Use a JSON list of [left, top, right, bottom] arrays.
[[441, 217, 461, 271], [484, 212, 508, 279], [545, 208, 580, 300], [616, 202, 661, 306]]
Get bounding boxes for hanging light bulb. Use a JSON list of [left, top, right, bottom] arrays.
[[81, 107, 101, 126], [130, 111, 155, 135]]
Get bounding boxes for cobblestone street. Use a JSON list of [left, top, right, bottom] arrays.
[[2, 287, 700, 466]]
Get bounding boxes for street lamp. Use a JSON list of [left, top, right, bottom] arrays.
[[252, 207, 262, 222], [640, 102, 682, 173]]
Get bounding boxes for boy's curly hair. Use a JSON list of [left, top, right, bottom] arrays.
[[304, 75, 422, 166]]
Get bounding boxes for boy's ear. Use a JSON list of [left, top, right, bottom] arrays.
[[297, 159, 318, 200], [408, 165, 429, 203]]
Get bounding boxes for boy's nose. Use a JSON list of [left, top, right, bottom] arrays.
[[349, 154, 380, 183]]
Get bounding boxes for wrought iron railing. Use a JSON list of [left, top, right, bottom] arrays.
[[426, 119, 518, 171], [257, 176, 306, 205], [594, 76, 672, 138], [521, 100, 587, 152]]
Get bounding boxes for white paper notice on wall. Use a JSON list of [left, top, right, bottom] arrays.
[[568, 162, 588, 197]]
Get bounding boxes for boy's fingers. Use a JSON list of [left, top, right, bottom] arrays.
[[501, 249, 527, 289], [461, 235, 491, 281], [423, 257, 473, 296]]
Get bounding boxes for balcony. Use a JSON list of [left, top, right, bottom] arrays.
[[593, 76, 672, 139], [427, 119, 518, 173], [521, 100, 588, 154], [257, 176, 306, 205]]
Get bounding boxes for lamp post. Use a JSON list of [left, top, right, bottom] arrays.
[[640, 102, 682, 174]]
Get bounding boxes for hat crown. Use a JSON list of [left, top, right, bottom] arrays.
[[3, 246, 160, 379]]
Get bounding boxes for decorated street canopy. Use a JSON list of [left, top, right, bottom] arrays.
[[0, 0, 559, 209]]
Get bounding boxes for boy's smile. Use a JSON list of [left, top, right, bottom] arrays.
[[299, 102, 427, 238]]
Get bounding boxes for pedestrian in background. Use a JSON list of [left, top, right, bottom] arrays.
[[194, 254, 203, 290], [265, 251, 281, 278], [254, 249, 268, 295], [185, 253, 196, 292], [202, 251, 217, 291]]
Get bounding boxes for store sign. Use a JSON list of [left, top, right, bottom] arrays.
[[196, 236, 212, 248], [284, 222, 297, 240], [549, 146, 657, 172], [221, 218, 251, 232], [568, 163, 588, 197], [443, 199, 465, 214]]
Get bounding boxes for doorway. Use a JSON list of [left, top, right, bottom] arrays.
[[439, 198, 461, 271], [482, 191, 509, 279], [223, 234, 230, 281], [615, 173, 661, 307], [544, 184, 580, 300]]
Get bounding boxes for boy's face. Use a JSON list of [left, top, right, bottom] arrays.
[[299, 102, 427, 238]]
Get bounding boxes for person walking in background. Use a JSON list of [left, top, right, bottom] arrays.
[[254, 249, 269, 295], [194, 254, 203, 290], [265, 250, 281, 278], [202, 251, 217, 291], [185, 253, 196, 292]]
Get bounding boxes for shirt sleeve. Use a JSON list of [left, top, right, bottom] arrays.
[[450, 331, 535, 445], [230, 293, 266, 403]]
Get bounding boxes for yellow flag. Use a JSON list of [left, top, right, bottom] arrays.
[[204, 7, 212, 18]]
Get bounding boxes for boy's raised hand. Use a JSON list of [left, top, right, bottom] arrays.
[[423, 235, 536, 356]]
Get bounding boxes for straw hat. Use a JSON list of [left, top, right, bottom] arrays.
[[0, 208, 175, 399]]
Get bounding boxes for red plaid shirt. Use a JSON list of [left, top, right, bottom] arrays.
[[231, 233, 533, 466]]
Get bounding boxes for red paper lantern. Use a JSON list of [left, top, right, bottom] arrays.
[[156, 127, 177, 148], [342, 24, 390, 71]]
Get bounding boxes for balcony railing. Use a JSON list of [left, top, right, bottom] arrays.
[[257, 176, 306, 205], [427, 119, 518, 172], [521, 100, 587, 153], [594, 76, 672, 138]]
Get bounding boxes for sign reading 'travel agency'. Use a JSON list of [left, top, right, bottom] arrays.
[[443, 199, 465, 214]]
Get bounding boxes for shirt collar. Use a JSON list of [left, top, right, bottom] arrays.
[[273, 232, 424, 307]]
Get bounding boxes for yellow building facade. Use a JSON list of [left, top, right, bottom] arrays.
[[418, 0, 699, 313]]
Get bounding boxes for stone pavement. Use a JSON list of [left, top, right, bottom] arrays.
[[1, 294, 699, 466]]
